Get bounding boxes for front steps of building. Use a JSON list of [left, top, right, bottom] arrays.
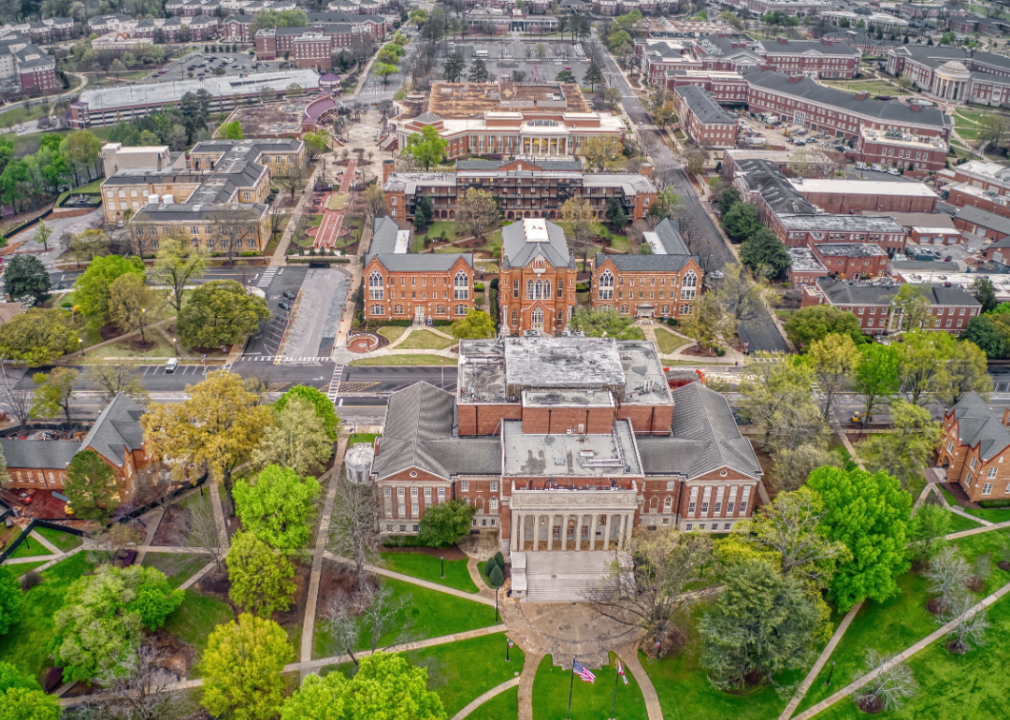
[[510, 550, 622, 603]]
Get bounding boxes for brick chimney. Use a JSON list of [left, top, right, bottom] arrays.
[[1003, 407, 1010, 427], [911, 102, 921, 112], [382, 159, 395, 184], [777, 37, 788, 44], [640, 162, 654, 180], [854, 91, 870, 101], [789, 74, 803, 83]]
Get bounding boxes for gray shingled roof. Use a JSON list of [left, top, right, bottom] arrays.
[[947, 391, 1010, 461], [816, 278, 980, 308], [596, 253, 695, 272], [637, 382, 762, 479], [501, 220, 573, 269], [955, 205, 1010, 237], [373, 253, 473, 272], [735, 159, 816, 214], [373, 382, 501, 480], [81, 393, 145, 466], [369, 215, 399, 255], [654, 217, 690, 254], [674, 84, 735, 125], [0, 440, 79, 470]]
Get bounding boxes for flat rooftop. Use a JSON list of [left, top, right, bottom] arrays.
[[522, 389, 615, 408], [788, 247, 827, 272], [224, 99, 313, 137], [777, 214, 906, 233], [501, 419, 642, 477], [427, 81, 589, 117], [505, 337, 625, 391], [792, 178, 939, 198]]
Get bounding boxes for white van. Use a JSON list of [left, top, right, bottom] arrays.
[[165, 358, 179, 374]]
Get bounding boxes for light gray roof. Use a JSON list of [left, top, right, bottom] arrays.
[[372, 253, 473, 272], [0, 440, 79, 470], [501, 219, 573, 270], [637, 382, 762, 479], [674, 84, 735, 125], [814, 242, 887, 258], [373, 382, 501, 480], [947, 391, 1010, 461], [864, 211, 956, 230], [735, 159, 816, 214], [758, 39, 860, 56], [777, 214, 905, 233], [816, 277, 980, 307], [654, 217, 690, 254], [596, 253, 695, 272], [955, 205, 1010, 236], [744, 70, 948, 128], [369, 215, 399, 255], [81, 393, 146, 466]]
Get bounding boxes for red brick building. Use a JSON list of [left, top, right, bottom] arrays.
[[499, 219, 577, 334], [786, 247, 829, 287], [256, 26, 367, 68], [590, 217, 701, 320], [792, 177, 940, 214], [366, 338, 763, 601], [773, 213, 907, 253], [937, 392, 1010, 504], [755, 37, 860, 78], [363, 216, 475, 322], [673, 84, 738, 149], [809, 242, 889, 280], [953, 205, 1010, 243], [801, 278, 981, 336]]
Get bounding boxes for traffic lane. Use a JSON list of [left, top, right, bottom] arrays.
[[341, 365, 460, 383], [244, 267, 309, 357]]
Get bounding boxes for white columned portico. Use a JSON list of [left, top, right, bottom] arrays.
[[546, 514, 553, 551], [590, 513, 599, 550], [512, 514, 519, 552], [575, 513, 583, 551], [518, 514, 525, 551], [604, 514, 613, 550]]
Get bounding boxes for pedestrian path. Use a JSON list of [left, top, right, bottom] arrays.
[[240, 355, 333, 363], [327, 363, 343, 401], [619, 645, 663, 720], [517, 650, 543, 720], [258, 267, 278, 288], [314, 159, 357, 250], [452, 677, 520, 720]]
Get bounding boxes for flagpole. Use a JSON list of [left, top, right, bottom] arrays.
[[568, 656, 575, 720], [611, 661, 619, 720]]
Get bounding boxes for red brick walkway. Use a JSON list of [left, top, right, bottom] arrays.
[[314, 159, 357, 249]]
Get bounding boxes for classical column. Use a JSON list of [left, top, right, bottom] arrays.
[[511, 513, 519, 552], [590, 513, 599, 551], [575, 513, 583, 551], [617, 515, 625, 550], [546, 514, 553, 552], [604, 514, 613, 551], [518, 514, 525, 552]]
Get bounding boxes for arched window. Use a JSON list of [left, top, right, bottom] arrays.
[[531, 307, 544, 328], [527, 279, 535, 299], [534, 281, 542, 299], [681, 271, 697, 300], [490, 497, 499, 511], [544, 280, 550, 298], [368, 271, 384, 300], [684, 271, 697, 287], [598, 270, 614, 300], [453, 272, 469, 300], [664, 496, 673, 511]]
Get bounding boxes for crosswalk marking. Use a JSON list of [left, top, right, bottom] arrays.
[[239, 356, 332, 363], [258, 268, 278, 288], [327, 363, 344, 401]]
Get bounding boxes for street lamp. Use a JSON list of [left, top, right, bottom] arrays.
[[495, 585, 499, 623], [825, 661, 835, 687], [79, 338, 84, 356], [440, 555, 444, 578]]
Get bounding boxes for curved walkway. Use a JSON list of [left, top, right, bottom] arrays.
[[517, 650, 543, 720], [618, 645, 663, 720], [452, 676, 520, 720]]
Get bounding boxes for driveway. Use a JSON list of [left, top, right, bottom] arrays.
[[588, 39, 788, 353]]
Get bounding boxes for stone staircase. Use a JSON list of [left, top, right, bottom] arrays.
[[516, 551, 618, 604]]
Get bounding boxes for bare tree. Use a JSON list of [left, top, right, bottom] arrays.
[[359, 581, 405, 652], [586, 528, 713, 655], [939, 592, 990, 653], [79, 643, 188, 720], [90, 523, 142, 564], [925, 546, 972, 613], [322, 589, 364, 667], [0, 381, 33, 434], [327, 472, 380, 592], [188, 495, 227, 572], [853, 649, 919, 713], [85, 364, 149, 403]]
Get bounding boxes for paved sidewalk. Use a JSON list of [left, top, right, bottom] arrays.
[[270, 159, 325, 267], [466, 557, 497, 602], [29, 530, 60, 554], [134, 508, 165, 566], [619, 645, 663, 720], [179, 560, 217, 591], [778, 600, 864, 720], [517, 650, 544, 720], [790, 579, 1010, 720], [452, 677, 520, 720]]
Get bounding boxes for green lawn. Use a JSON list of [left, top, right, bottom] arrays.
[[88, 332, 177, 359], [377, 325, 407, 344], [423, 221, 463, 242], [397, 329, 454, 350], [467, 685, 517, 720], [7, 535, 52, 559], [945, 511, 984, 534], [655, 327, 689, 355], [403, 634, 522, 717], [0, 103, 48, 128], [9, 560, 47, 577], [379, 552, 477, 593], [0, 552, 95, 680], [350, 354, 451, 366], [313, 576, 497, 658], [33, 526, 83, 553], [641, 602, 798, 720], [939, 485, 1010, 523], [794, 572, 947, 714], [163, 590, 234, 677], [347, 433, 379, 447], [812, 594, 1010, 720], [954, 530, 1010, 579], [907, 473, 926, 506], [534, 653, 648, 720], [617, 326, 646, 341], [142, 553, 210, 588], [610, 234, 631, 253]]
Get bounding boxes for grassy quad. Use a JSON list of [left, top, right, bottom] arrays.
[[313, 576, 498, 659], [33, 525, 84, 552], [6, 536, 53, 560], [377, 325, 407, 344], [939, 486, 1010, 524], [162, 590, 235, 678], [654, 326, 690, 355], [349, 354, 453, 366], [141, 553, 212, 588], [945, 511, 984, 534], [379, 551, 478, 594], [533, 653, 649, 720], [467, 686, 518, 720], [9, 560, 48, 578], [396, 329, 454, 351], [347, 433, 379, 446]]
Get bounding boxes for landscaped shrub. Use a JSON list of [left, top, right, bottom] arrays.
[[493, 550, 504, 569], [488, 564, 504, 587], [667, 318, 678, 327], [576, 283, 589, 292], [474, 282, 485, 291], [978, 499, 1010, 509], [378, 319, 413, 327]]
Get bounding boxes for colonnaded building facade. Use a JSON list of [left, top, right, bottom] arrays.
[[362, 336, 763, 602]]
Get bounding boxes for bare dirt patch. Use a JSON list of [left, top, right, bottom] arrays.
[[98, 322, 124, 342], [154, 505, 192, 546], [857, 694, 885, 713]]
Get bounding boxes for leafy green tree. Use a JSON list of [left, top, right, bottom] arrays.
[[31, 367, 78, 427], [853, 344, 901, 424], [451, 309, 495, 340], [893, 284, 932, 332], [414, 194, 433, 229], [234, 465, 322, 550], [302, 130, 329, 159], [939, 338, 994, 404], [280, 653, 444, 720], [0, 662, 60, 720], [771, 445, 843, 493], [374, 63, 398, 85], [857, 400, 942, 490], [649, 188, 683, 222], [76, 254, 145, 323], [221, 120, 244, 140], [784, 305, 866, 349], [177, 280, 271, 349], [907, 503, 951, 565], [556, 69, 576, 84], [51, 566, 182, 682], [201, 613, 293, 720], [2, 254, 50, 306], [607, 29, 632, 51], [227, 532, 297, 617], [108, 273, 159, 343], [605, 197, 629, 230], [807, 466, 912, 611], [717, 187, 741, 216], [251, 396, 333, 476], [739, 227, 790, 279], [806, 333, 861, 420], [64, 448, 119, 520], [443, 52, 465, 82], [418, 499, 475, 547], [0, 309, 76, 365], [899, 330, 951, 405], [720, 202, 761, 242], [147, 236, 207, 314], [275, 385, 340, 441], [971, 277, 998, 314], [737, 352, 824, 453], [569, 307, 637, 339], [404, 125, 449, 171], [699, 559, 820, 690], [960, 316, 1004, 359], [0, 567, 21, 636]]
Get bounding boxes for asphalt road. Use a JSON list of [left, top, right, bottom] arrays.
[[49, 265, 277, 292], [244, 266, 309, 357], [589, 39, 788, 353]]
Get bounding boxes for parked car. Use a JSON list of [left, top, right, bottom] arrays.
[[944, 255, 952, 262], [282, 290, 296, 300], [278, 301, 291, 311]]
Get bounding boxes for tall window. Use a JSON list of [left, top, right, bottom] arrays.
[[544, 280, 551, 298], [453, 272, 469, 300], [681, 271, 697, 300], [527, 279, 534, 299], [531, 307, 544, 327], [599, 270, 614, 300], [368, 271, 384, 300]]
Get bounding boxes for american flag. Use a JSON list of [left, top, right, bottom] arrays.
[[618, 660, 628, 686], [573, 660, 595, 684]]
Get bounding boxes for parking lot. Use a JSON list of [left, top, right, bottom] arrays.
[[142, 50, 289, 83], [439, 39, 591, 86]]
